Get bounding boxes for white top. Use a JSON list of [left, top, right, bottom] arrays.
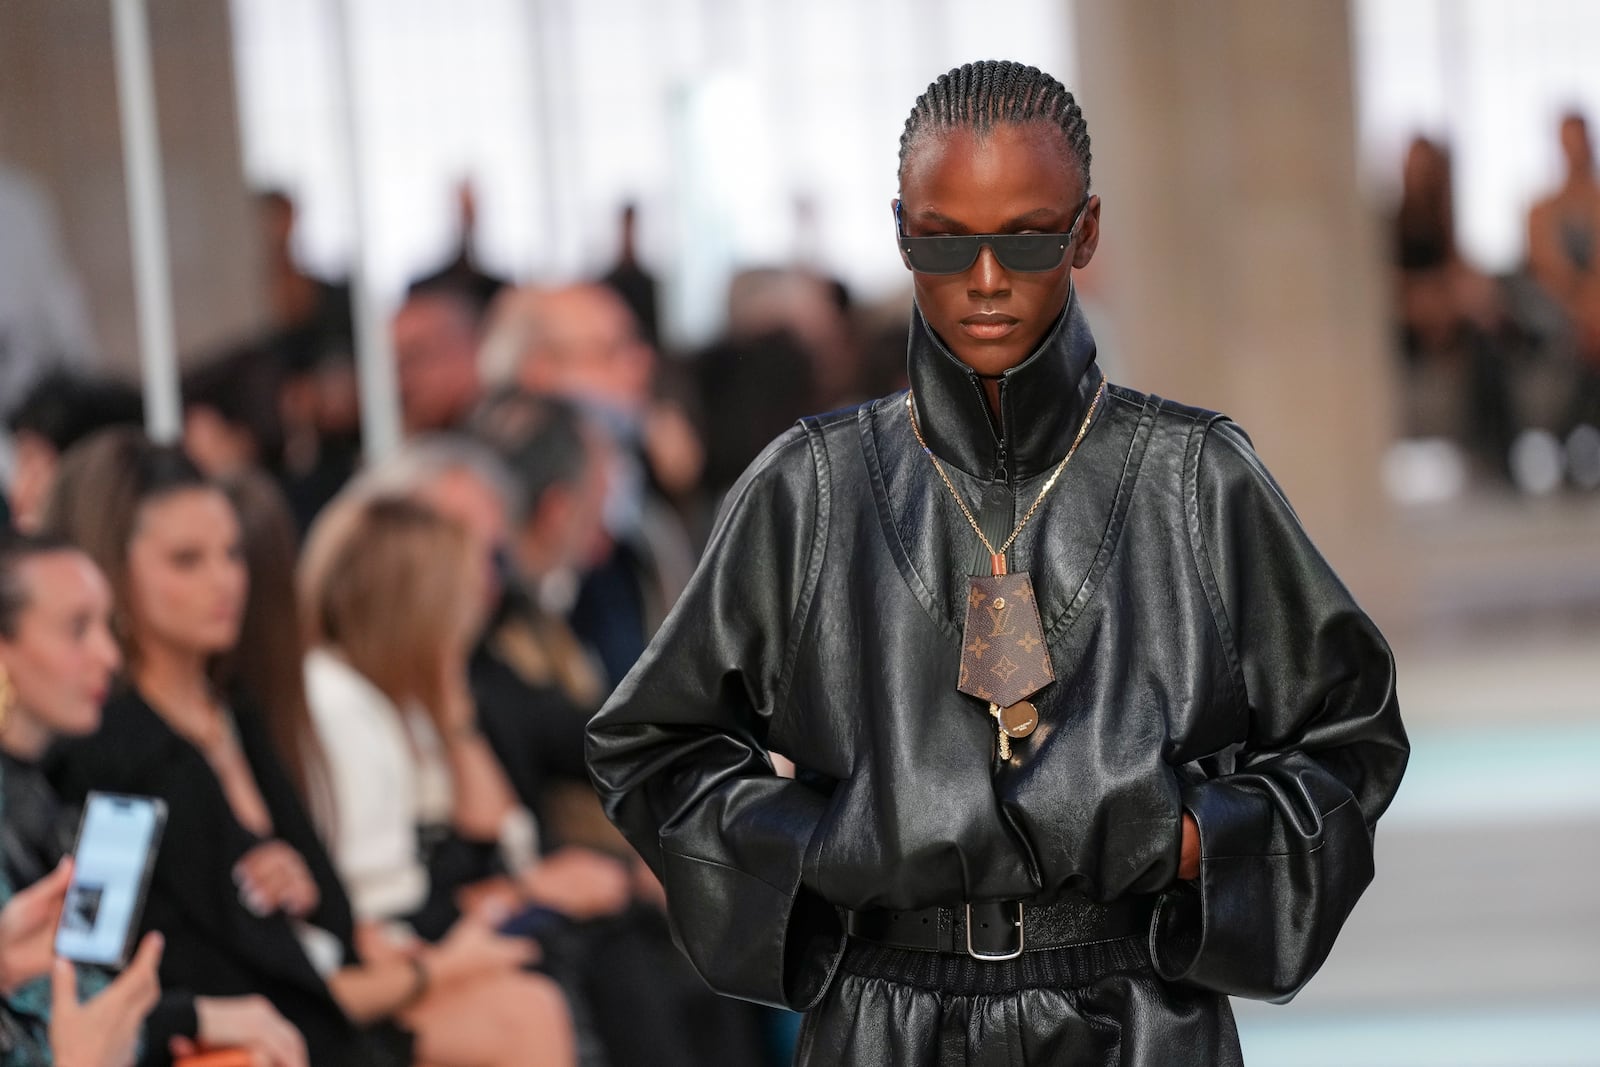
[[303, 647, 450, 922]]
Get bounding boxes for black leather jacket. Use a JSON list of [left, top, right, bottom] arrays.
[[587, 295, 1408, 1013]]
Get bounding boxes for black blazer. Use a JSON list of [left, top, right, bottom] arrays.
[[49, 687, 374, 1064]]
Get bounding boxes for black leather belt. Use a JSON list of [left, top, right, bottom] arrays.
[[846, 893, 1154, 962]]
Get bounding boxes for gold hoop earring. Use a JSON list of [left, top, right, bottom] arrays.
[[0, 668, 14, 733]]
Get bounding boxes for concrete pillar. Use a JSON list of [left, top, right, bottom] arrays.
[[0, 0, 262, 374], [1072, 0, 1407, 621]]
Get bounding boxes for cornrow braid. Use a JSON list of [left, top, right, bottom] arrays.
[[898, 60, 1091, 191]]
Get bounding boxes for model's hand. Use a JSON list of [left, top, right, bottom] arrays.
[[1178, 812, 1201, 881], [234, 841, 320, 918], [172, 995, 308, 1067], [49, 932, 162, 1067], [0, 857, 72, 992]]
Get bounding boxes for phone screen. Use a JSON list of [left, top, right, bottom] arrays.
[[54, 792, 167, 967]]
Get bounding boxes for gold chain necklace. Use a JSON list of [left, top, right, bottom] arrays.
[[905, 377, 1106, 761], [906, 377, 1105, 574]]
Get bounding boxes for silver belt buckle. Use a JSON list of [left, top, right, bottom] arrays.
[[965, 901, 1025, 962]]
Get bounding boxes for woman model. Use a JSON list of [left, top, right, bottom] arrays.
[[587, 61, 1409, 1065]]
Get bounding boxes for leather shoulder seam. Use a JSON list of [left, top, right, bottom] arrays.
[[771, 415, 832, 736], [1183, 418, 1248, 717]]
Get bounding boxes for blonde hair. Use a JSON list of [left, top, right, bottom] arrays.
[[299, 494, 474, 721]]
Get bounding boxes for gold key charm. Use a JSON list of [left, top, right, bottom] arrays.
[[990, 702, 1011, 760]]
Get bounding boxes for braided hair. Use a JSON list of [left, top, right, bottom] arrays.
[[898, 60, 1092, 191]]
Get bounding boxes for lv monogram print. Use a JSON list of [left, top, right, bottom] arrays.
[[958, 572, 1054, 709]]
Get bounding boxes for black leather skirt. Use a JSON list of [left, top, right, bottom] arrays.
[[794, 936, 1243, 1067]]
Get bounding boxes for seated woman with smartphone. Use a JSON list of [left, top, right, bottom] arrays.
[[42, 431, 575, 1067], [0, 530, 303, 1066]]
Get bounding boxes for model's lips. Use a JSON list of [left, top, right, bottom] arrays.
[[959, 313, 1020, 341]]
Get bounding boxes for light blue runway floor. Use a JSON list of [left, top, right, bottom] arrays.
[[1234, 717, 1600, 1067]]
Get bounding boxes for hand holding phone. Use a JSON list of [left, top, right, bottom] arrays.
[[48, 930, 163, 1067], [0, 857, 74, 992], [54, 793, 167, 968]]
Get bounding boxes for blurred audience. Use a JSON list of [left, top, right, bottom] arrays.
[[4, 373, 142, 535], [225, 469, 576, 1067], [599, 203, 661, 349], [1392, 135, 1518, 480], [479, 285, 697, 686], [1528, 111, 1600, 434], [0, 530, 304, 1066], [407, 182, 508, 321], [182, 344, 286, 481], [42, 430, 576, 1066], [255, 190, 362, 530], [391, 285, 485, 437]]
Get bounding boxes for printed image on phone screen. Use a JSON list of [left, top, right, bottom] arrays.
[[55, 792, 166, 967]]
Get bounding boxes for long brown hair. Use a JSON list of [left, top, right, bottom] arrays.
[[300, 495, 475, 724], [40, 427, 212, 668], [218, 470, 332, 810]]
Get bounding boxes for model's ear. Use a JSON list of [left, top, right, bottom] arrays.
[[1072, 195, 1101, 270], [891, 198, 912, 269]]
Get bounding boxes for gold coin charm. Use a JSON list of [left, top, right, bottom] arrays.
[[999, 700, 1038, 739]]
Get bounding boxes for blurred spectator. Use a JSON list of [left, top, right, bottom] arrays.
[[1527, 112, 1600, 432], [599, 203, 661, 348], [296, 491, 629, 927], [0, 530, 306, 1066], [1393, 135, 1518, 479], [408, 182, 509, 320], [479, 288, 698, 685], [256, 190, 361, 530], [257, 190, 353, 372], [693, 328, 817, 504], [221, 469, 577, 1067], [351, 435, 602, 835], [0, 168, 97, 482], [182, 344, 287, 480], [4, 373, 142, 534], [42, 431, 419, 1065], [391, 286, 484, 436], [725, 266, 861, 411]]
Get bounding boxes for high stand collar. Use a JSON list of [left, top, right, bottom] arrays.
[[905, 288, 1104, 484]]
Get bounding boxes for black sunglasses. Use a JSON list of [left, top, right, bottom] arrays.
[[894, 198, 1091, 275]]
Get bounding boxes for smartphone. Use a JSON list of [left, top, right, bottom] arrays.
[[54, 792, 167, 968]]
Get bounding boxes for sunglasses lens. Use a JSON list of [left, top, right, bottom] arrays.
[[902, 234, 1067, 274], [993, 234, 1066, 272], [904, 236, 979, 274]]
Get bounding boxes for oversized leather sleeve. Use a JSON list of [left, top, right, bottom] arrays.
[[586, 426, 845, 1010], [1149, 419, 1409, 1001]]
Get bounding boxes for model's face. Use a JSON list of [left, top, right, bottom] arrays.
[[126, 489, 248, 659], [0, 552, 120, 739], [897, 122, 1098, 376]]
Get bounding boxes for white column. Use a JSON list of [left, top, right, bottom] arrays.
[[329, 0, 401, 463], [110, 0, 181, 443]]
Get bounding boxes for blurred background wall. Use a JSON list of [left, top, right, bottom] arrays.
[[0, 0, 263, 368]]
